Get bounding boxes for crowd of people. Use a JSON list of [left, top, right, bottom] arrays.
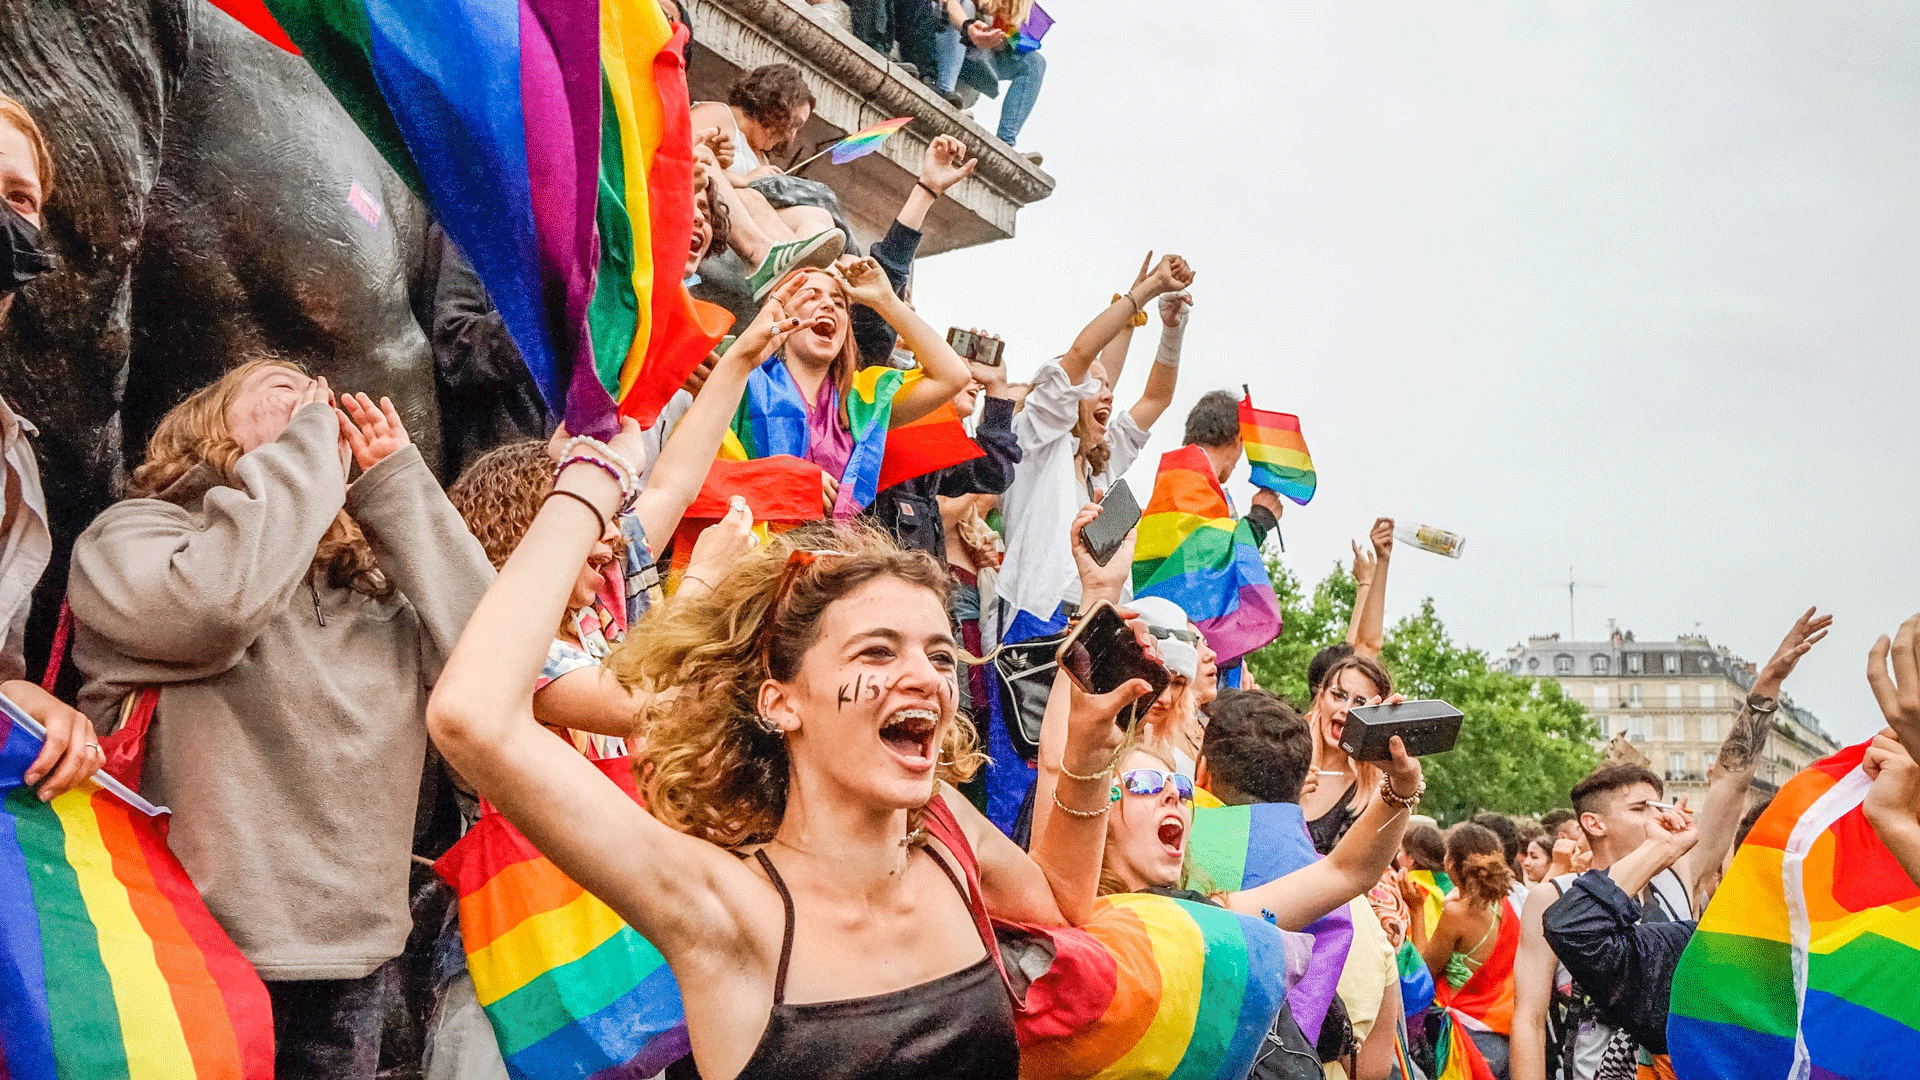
[[4, 14, 1920, 1080]]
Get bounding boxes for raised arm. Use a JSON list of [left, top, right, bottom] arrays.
[[896, 134, 974, 234], [831, 258, 969, 427], [1220, 737, 1423, 930], [68, 393, 345, 673], [1679, 606, 1830, 895], [426, 427, 770, 961], [1348, 519, 1393, 659], [630, 279, 807, 543], [1126, 291, 1190, 430], [1061, 254, 1189, 384], [1865, 613, 1920, 888]]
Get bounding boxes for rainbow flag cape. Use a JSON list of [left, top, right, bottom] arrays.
[[1015, 892, 1304, 1080], [827, 116, 910, 165], [0, 703, 274, 1079], [1408, 868, 1451, 931], [876, 399, 984, 491], [1667, 739, 1920, 1080], [1239, 394, 1316, 506], [1132, 444, 1282, 664], [1187, 802, 1355, 1042], [729, 358, 911, 517], [434, 756, 690, 1079], [212, 0, 719, 435]]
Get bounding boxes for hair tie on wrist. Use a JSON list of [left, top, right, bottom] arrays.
[[916, 180, 943, 200], [543, 489, 609, 538], [1112, 292, 1148, 327]]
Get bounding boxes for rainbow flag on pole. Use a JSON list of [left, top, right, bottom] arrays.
[[828, 117, 911, 165], [435, 756, 690, 1079], [1240, 394, 1316, 506], [1667, 739, 1920, 1080], [1132, 444, 1282, 664], [0, 702, 274, 1080], [1187, 802, 1355, 1043], [211, 0, 721, 436]]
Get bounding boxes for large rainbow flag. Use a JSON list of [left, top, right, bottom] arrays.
[[1667, 739, 1920, 1080], [1239, 394, 1316, 506], [210, 0, 725, 435], [434, 756, 689, 1079], [1187, 801, 1354, 1042], [1132, 444, 1282, 664], [0, 703, 274, 1079]]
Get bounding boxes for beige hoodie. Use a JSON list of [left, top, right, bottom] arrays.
[[68, 403, 491, 980]]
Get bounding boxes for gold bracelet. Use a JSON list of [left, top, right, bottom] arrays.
[[1059, 743, 1126, 784], [1052, 789, 1110, 819]]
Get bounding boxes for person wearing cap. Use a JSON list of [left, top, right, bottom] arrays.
[[1125, 595, 1205, 777]]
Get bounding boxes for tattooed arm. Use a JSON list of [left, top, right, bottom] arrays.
[[1680, 606, 1831, 895]]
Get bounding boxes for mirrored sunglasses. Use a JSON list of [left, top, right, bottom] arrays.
[[1110, 769, 1195, 803]]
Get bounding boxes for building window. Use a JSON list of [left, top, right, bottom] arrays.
[[1628, 716, 1650, 740], [1700, 716, 1717, 742], [1595, 714, 1610, 737], [1591, 655, 1610, 675], [1699, 683, 1715, 708], [1667, 684, 1683, 708], [1668, 751, 1688, 779], [1667, 715, 1685, 741], [1627, 654, 1644, 674], [1528, 656, 1540, 671], [1555, 654, 1574, 675], [1509, 659, 1521, 674], [1627, 684, 1643, 707], [1592, 685, 1610, 709], [1664, 653, 1680, 674]]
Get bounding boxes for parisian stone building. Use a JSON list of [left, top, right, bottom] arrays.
[[1501, 628, 1838, 804]]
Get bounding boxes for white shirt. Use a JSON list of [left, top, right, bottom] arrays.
[[997, 361, 1149, 622], [0, 398, 47, 683]]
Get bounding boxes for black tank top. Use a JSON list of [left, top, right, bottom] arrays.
[[677, 845, 1020, 1080], [1306, 781, 1361, 855]]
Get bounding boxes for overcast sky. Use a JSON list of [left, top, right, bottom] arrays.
[[911, 0, 1920, 744]]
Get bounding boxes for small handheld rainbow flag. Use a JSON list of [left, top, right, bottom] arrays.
[[0, 700, 274, 1079], [1133, 444, 1283, 664], [1240, 393, 1317, 505], [828, 116, 912, 164], [1667, 738, 1920, 1080]]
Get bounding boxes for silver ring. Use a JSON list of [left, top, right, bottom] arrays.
[[86, 742, 101, 754]]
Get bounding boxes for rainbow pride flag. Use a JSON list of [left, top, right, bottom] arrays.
[[1240, 394, 1316, 506], [827, 116, 911, 165], [435, 756, 689, 1079], [1187, 802, 1354, 1043], [1667, 739, 1920, 1080], [212, 0, 717, 435], [1132, 444, 1282, 664], [729, 358, 913, 517], [1015, 892, 1303, 1080], [0, 703, 273, 1079]]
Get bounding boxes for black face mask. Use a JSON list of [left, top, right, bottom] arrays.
[[2, 203, 55, 296]]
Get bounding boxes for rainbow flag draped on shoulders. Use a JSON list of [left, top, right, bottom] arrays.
[[1239, 394, 1316, 506], [1187, 801, 1354, 1043], [1667, 739, 1920, 1080], [210, 0, 726, 435], [435, 755, 690, 1079], [1132, 444, 1282, 665], [728, 359, 933, 518], [0, 703, 274, 1079]]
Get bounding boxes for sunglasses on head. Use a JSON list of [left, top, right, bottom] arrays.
[[754, 547, 848, 654], [1109, 769, 1195, 803]]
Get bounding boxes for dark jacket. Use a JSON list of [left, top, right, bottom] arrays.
[[869, 394, 1021, 559], [853, 219, 922, 367], [1541, 869, 1695, 1054]]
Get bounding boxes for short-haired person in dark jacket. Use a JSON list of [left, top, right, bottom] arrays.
[[1540, 802, 1700, 1058], [869, 356, 1021, 559]]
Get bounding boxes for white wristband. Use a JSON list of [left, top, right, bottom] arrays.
[[1154, 327, 1185, 368]]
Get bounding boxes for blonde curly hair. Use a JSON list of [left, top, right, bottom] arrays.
[[128, 358, 389, 597], [608, 523, 983, 848]]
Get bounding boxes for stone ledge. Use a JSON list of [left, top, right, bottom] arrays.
[[688, 0, 1053, 255]]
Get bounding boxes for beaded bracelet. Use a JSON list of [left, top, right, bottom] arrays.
[[556, 435, 640, 508], [557, 454, 627, 503], [1052, 789, 1110, 819], [1378, 773, 1425, 810]]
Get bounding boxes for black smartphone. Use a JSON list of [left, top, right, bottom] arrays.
[[1338, 699, 1465, 761], [1056, 600, 1170, 727], [1078, 479, 1141, 567], [946, 326, 1004, 367]]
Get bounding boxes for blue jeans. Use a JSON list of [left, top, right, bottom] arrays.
[[933, 8, 1046, 145]]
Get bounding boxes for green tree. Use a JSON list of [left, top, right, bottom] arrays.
[[1242, 554, 1600, 823]]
